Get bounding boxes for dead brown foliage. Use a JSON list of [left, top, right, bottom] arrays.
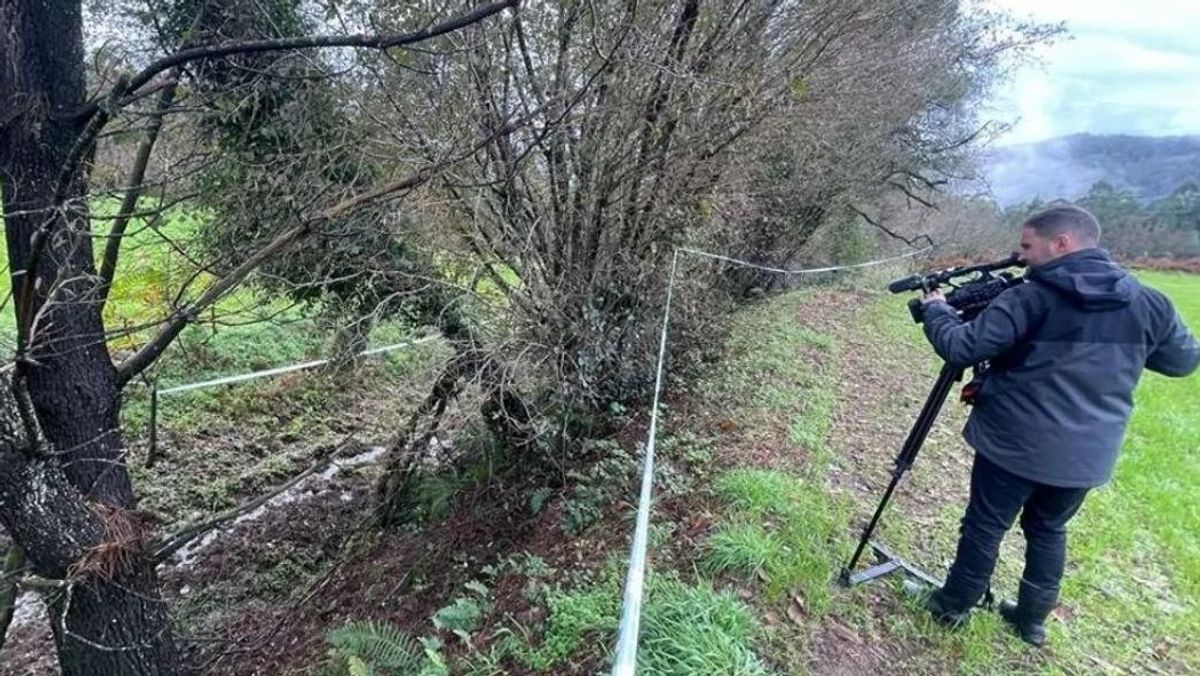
[[69, 504, 152, 581]]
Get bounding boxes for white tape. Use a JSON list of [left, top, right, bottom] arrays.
[[678, 245, 932, 275], [157, 334, 439, 396]]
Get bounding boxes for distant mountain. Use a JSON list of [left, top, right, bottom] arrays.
[[981, 134, 1200, 207]]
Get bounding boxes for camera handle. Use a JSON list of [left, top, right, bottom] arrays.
[[838, 361, 963, 589]]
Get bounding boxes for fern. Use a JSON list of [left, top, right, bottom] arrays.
[[327, 621, 424, 675], [432, 597, 483, 642], [346, 655, 374, 676]]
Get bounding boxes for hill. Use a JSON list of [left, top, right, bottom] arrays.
[[983, 134, 1200, 206]]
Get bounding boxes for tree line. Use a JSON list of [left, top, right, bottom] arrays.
[[1006, 181, 1200, 259]]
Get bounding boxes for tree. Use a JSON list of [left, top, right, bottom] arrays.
[[0, 1, 518, 673], [1153, 181, 1200, 235]]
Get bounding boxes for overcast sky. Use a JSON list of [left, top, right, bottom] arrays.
[[987, 0, 1200, 145]]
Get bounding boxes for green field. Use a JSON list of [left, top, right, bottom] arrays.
[[845, 270, 1200, 674], [835, 270, 1199, 673]]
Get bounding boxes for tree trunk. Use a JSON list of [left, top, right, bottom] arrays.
[[0, 430, 177, 675], [0, 1, 179, 673], [0, 0, 131, 504]]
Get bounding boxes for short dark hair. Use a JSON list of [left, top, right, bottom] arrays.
[[1023, 204, 1101, 244]]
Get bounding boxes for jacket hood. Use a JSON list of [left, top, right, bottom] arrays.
[[1027, 248, 1134, 311]]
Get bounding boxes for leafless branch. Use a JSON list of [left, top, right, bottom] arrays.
[[851, 205, 936, 248]]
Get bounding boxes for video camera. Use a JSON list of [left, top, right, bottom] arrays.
[[888, 253, 1026, 323]]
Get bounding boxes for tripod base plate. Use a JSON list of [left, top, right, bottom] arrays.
[[839, 540, 942, 589]]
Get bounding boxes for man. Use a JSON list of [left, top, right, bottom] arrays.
[[917, 204, 1199, 646]]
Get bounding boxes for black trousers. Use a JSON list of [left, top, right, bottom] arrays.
[[941, 452, 1090, 608]]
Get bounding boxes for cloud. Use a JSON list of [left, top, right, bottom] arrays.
[[988, 0, 1200, 144]]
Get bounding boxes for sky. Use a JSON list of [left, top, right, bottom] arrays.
[[987, 0, 1200, 145]]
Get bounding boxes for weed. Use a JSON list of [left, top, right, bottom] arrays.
[[562, 439, 636, 535], [408, 473, 460, 523], [432, 580, 491, 644], [433, 597, 485, 643], [658, 431, 715, 470], [647, 521, 679, 550], [714, 468, 804, 517], [501, 570, 766, 675], [702, 521, 783, 576], [527, 487, 554, 515], [637, 578, 768, 676], [516, 581, 620, 670]]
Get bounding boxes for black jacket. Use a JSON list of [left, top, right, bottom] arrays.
[[922, 249, 1200, 487]]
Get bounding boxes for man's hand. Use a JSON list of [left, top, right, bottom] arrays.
[[921, 288, 947, 305]]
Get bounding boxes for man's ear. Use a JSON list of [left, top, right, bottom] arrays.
[[1054, 233, 1072, 251]]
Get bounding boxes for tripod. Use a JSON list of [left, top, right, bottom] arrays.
[[838, 362, 963, 589]]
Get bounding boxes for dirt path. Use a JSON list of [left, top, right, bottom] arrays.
[[793, 288, 979, 675]]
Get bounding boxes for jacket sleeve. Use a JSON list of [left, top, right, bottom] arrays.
[[921, 285, 1043, 368], [1146, 306, 1200, 377]]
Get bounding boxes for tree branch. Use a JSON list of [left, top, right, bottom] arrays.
[[17, 1, 522, 356], [114, 100, 547, 386], [98, 73, 182, 311], [887, 180, 937, 208], [851, 205, 935, 248], [114, 220, 309, 387], [81, 0, 522, 119]]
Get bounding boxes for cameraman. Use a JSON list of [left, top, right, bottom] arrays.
[[917, 204, 1199, 646]]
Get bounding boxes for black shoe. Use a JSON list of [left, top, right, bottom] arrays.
[[998, 579, 1057, 647], [925, 588, 971, 628]]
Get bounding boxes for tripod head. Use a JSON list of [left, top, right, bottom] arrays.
[[888, 254, 1026, 323]]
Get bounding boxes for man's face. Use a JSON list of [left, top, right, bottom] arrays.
[[1017, 227, 1069, 268]]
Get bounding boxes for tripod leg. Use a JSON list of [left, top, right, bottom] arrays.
[[840, 363, 963, 584]]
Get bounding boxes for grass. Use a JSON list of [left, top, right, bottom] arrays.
[[704, 469, 846, 610], [1052, 270, 1200, 669], [698, 291, 847, 593], [0, 199, 262, 347], [699, 291, 839, 463]]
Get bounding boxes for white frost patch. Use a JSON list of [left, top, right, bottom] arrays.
[[10, 591, 46, 629], [319, 445, 387, 479], [168, 445, 388, 569]]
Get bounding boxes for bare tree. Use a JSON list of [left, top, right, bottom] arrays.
[[331, 1, 1055, 511]]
